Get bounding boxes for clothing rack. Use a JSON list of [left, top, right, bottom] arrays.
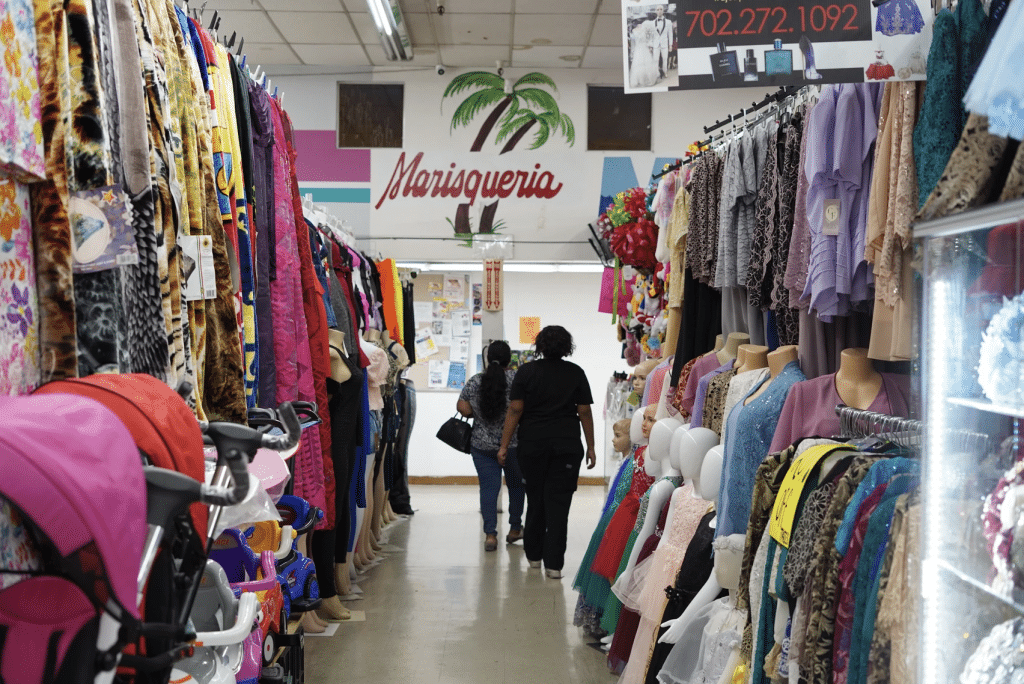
[[651, 158, 683, 181], [835, 405, 992, 453], [702, 85, 799, 135]]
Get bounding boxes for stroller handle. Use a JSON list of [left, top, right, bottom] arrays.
[[200, 403, 302, 507]]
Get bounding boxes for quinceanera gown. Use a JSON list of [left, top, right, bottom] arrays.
[[875, 0, 925, 35], [629, 26, 660, 89], [593, 446, 656, 581]]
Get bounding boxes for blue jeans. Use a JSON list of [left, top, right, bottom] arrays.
[[471, 447, 525, 536]]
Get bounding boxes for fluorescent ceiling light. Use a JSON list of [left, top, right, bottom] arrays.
[[395, 261, 604, 274], [366, 0, 412, 61]]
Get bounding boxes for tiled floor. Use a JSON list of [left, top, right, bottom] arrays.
[[305, 484, 619, 684]]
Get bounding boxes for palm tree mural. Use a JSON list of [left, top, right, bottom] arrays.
[[443, 71, 575, 234]]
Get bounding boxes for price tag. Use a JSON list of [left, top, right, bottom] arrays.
[[180, 235, 218, 301], [769, 443, 854, 548], [822, 199, 841, 237]]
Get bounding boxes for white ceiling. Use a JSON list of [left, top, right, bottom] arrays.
[[194, 0, 624, 71]]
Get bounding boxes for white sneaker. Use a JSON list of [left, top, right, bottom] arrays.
[[545, 568, 562, 579], [528, 560, 542, 568]]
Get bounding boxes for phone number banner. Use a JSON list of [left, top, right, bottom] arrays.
[[621, 0, 932, 92]]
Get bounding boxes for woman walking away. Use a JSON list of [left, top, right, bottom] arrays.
[[498, 326, 596, 579], [458, 340, 525, 552]]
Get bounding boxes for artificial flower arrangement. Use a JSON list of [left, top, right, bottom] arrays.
[[600, 186, 659, 272]]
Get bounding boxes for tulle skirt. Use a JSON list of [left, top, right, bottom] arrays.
[[593, 492, 643, 580], [964, 0, 1024, 141]]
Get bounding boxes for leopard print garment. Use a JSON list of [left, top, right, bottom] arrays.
[[64, 0, 114, 192], [30, 0, 78, 381]]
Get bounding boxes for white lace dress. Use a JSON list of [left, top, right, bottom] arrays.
[[657, 595, 746, 684]]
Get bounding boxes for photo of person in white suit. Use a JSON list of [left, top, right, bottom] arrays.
[[626, 4, 677, 89]]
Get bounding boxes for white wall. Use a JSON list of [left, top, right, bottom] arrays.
[[406, 270, 625, 479]]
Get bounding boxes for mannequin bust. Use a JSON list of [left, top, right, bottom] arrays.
[[613, 418, 633, 457], [364, 328, 382, 343], [699, 445, 723, 504], [716, 332, 750, 365], [675, 427, 719, 498], [632, 358, 661, 399], [612, 417, 685, 598], [835, 347, 882, 410], [711, 334, 724, 354], [328, 329, 353, 383], [658, 450, 732, 646], [387, 341, 411, 370], [736, 345, 769, 374], [744, 345, 798, 405]]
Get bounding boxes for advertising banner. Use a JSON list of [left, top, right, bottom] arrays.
[[622, 0, 931, 92]]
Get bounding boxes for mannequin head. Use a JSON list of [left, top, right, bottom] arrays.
[[649, 418, 684, 473], [737, 344, 769, 373], [630, 405, 654, 445], [699, 445, 724, 503], [641, 404, 658, 440], [676, 427, 719, 492], [632, 358, 660, 396], [612, 419, 633, 456], [713, 534, 746, 592]]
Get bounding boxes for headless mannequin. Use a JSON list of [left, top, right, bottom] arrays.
[[716, 332, 749, 365], [658, 444, 725, 644], [736, 344, 769, 374], [744, 345, 799, 405], [676, 427, 720, 499], [834, 347, 883, 410], [612, 418, 685, 597], [710, 334, 724, 355]]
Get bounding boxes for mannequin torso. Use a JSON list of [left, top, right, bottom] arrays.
[[736, 344, 769, 374], [834, 347, 883, 410], [744, 345, 798, 405], [717, 332, 750, 365]]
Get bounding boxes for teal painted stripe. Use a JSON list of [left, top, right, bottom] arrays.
[[297, 187, 372, 204]]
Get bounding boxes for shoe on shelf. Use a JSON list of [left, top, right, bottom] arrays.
[[505, 529, 523, 544], [484, 534, 498, 552], [545, 568, 562, 579], [528, 560, 542, 568]]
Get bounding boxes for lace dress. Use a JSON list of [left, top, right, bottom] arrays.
[[574, 454, 636, 634], [701, 367, 739, 436], [658, 594, 746, 684], [619, 485, 712, 684]]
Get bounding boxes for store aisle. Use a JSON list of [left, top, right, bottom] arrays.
[[305, 484, 616, 684]]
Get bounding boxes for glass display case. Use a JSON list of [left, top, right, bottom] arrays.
[[917, 197, 1024, 683]]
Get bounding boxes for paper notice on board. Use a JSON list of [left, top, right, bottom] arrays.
[[415, 329, 438, 358], [450, 336, 470, 364], [452, 310, 471, 337], [438, 320, 453, 347], [428, 360, 449, 389], [413, 302, 432, 325], [443, 274, 466, 301], [447, 362, 467, 389], [519, 316, 541, 344]]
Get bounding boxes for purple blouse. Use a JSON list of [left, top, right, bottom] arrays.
[[689, 360, 734, 429]]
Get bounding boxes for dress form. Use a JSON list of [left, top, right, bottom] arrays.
[[834, 347, 883, 410], [613, 418, 685, 599], [364, 328, 382, 343], [743, 345, 798, 406], [736, 344, 769, 374], [716, 332, 750, 365], [711, 334, 724, 354], [675, 427, 719, 498]]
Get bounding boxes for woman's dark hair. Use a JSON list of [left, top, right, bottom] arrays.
[[534, 325, 575, 360], [479, 340, 512, 422]]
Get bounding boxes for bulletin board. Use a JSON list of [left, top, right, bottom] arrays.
[[406, 273, 478, 392]]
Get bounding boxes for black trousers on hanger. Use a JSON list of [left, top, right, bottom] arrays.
[[389, 379, 415, 514]]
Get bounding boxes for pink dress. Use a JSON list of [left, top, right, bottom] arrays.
[[269, 103, 325, 516]]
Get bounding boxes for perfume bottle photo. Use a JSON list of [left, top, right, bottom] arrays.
[[764, 39, 793, 76], [709, 42, 739, 81], [744, 49, 759, 81]]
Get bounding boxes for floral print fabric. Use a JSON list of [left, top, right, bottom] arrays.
[[0, 179, 39, 394], [0, 0, 45, 182]]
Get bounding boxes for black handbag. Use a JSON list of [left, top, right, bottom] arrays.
[[436, 413, 472, 453]]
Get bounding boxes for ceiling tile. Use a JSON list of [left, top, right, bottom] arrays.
[[435, 13, 510, 45], [438, 44, 510, 67], [191, 0, 262, 10], [210, 10, 283, 42], [580, 45, 621, 69], [269, 11, 359, 43], [510, 44, 584, 68], [242, 41, 302, 65], [349, 12, 380, 43], [513, 13, 590, 45], [429, 0, 512, 12], [259, 0, 344, 10], [514, 0, 599, 13], [589, 13, 623, 47], [598, 0, 619, 14], [404, 13, 437, 46], [293, 43, 369, 65]]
